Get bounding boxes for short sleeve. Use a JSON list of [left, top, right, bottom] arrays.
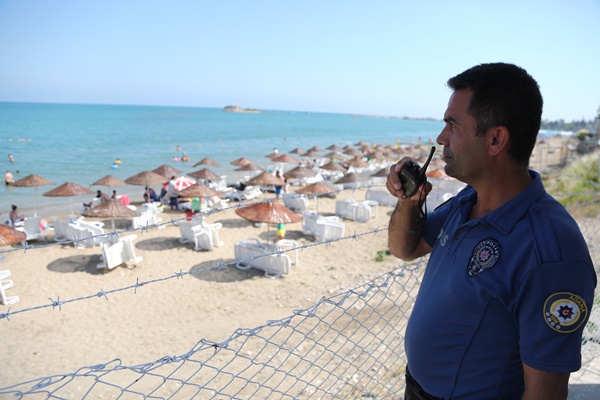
[[516, 261, 596, 372]]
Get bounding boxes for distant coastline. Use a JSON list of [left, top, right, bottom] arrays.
[[223, 105, 262, 114]]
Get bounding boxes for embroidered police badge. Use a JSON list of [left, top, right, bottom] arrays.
[[544, 292, 588, 333], [467, 239, 501, 277]]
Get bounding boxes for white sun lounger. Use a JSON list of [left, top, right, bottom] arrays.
[[0, 270, 19, 306], [178, 220, 214, 251], [97, 234, 143, 270], [234, 238, 296, 279], [302, 211, 345, 243]]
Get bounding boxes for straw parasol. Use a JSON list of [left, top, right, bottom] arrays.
[[92, 175, 126, 187], [0, 225, 26, 246], [12, 174, 54, 187], [245, 171, 285, 186], [43, 182, 93, 197], [320, 161, 347, 172], [92, 175, 126, 195], [236, 200, 301, 242], [189, 168, 221, 181], [231, 157, 255, 166], [272, 154, 299, 164], [11, 173, 55, 215], [334, 172, 366, 184], [283, 166, 317, 179], [296, 181, 337, 212], [125, 171, 167, 186], [235, 162, 264, 172], [264, 152, 279, 160], [289, 148, 306, 155], [178, 183, 219, 198], [82, 199, 139, 230], [304, 150, 323, 158], [371, 168, 389, 177], [152, 164, 183, 179], [193, 157, 221, 168], [43, 182, 94, 215], [308, 146, 323, 152], [345, 157, 369, 168], [326, 144, 343, 151]]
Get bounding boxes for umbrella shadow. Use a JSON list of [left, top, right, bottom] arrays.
[[47, 254, 105, 275], [218, 218, 253, 229], [190, 258, 263, 282], [136, 236, 182, 251], [257, 229, 307, 242]]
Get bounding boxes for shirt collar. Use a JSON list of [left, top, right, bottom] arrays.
[[457, 170, 546, 235]]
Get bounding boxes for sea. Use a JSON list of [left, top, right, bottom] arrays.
[[0, 102, 445, 217]]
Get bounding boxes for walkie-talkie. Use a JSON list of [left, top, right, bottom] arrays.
[[399, 146, 436, 198]]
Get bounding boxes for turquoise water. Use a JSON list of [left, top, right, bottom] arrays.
[[0, 102, 443, 216]]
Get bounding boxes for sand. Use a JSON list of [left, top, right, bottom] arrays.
[[0, 186, 402, 388]]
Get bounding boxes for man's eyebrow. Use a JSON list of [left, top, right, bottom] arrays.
[[443, 116, 457, 124]]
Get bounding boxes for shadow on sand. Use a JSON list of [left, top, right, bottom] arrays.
[[135, 236, 182, 251], [189, 258, 263, 282], [47, 254, 105, 275]]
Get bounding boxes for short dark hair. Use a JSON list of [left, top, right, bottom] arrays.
[[447, 63, 543, 165]]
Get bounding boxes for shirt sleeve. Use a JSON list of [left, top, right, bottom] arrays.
[[515, 260, 596, 372]]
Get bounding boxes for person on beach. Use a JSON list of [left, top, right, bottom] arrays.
[[5, 169, 14, 185], [111, 190, 117, 199], [274, 171, 283, 198], [167, 176, 179, 211], [386, 63, 596, 399], [143, 187, 160, 203], [83, 190, 109, 209], [9, 204, 24, 226], [8, 153, 14, 163]]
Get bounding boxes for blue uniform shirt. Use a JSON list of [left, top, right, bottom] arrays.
[[404, 171, 596, 399]]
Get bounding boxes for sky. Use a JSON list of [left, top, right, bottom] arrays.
[[0, 1, 598, 121]]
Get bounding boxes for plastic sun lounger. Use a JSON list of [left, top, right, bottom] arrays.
[[234, 238, 292, 279], [178, 221, 214, 251], [0, 270, 19, 306]]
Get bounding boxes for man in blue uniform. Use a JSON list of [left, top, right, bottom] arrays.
[[386, 63, 596, 399]]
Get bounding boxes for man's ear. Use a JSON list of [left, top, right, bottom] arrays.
[[488, 126, 510, 156]]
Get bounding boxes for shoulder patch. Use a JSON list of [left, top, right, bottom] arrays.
[[544, 292, 588, 333], [467, 239, 501, 277]]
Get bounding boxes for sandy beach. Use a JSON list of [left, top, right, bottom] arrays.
[[0, 185, 403, 388], [1, 135, 590, 393]]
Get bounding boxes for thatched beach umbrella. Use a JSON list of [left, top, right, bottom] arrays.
[[231, 157, 255, 166], [125, 171, 167, 186], [296, 181, 337, 212], [152, 164, 182, 179], [320, 161, 347, 172], [236, 200, 301, 242], [82, 199, 139, 230], [345, 157, 369, 168], [245, 171, 285, 186], [235, 162, 264, 172], [283, 166, 317, 179], [0, 225, 26, 246], [92, 175, 126, 194], [308, 146, 323, 152], [178, 183, 219, 198], [326, 144, 343, 151], [272, 154, 299, 164], [289, 148, 306, 155], [12, 174, 54, 188], [334, 172, 366, 185], [12, 173, 55, 215], [43, 182, 94, 215], [193, 157, 221, 168], [92, 175, 126, 187], [189, 168, 221, 181], [371, 168, 389, 178]]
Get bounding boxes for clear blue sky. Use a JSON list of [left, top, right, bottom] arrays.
[[1, 0, 598, 121]]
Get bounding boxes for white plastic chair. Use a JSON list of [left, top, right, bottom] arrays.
[[282, 193, 310, 212], [17, 217, 46, 243]]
